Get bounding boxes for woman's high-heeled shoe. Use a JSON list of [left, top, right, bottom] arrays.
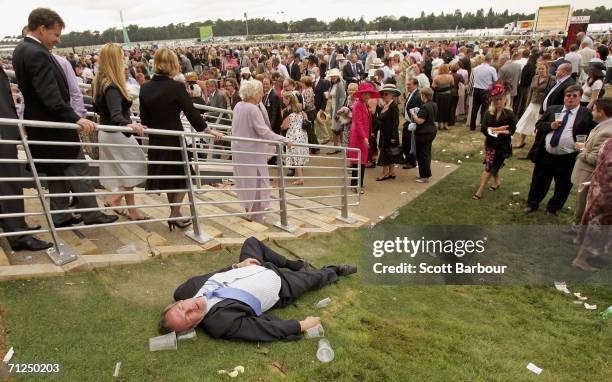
[[167, 218, 193, 231]]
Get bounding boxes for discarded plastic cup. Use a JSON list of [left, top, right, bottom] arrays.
[[304, 323, 325, 339], [512, 192, 520, 196], [315, 297, 331, 308], [149, 332, 177, 351], [316, 339, 335, 363], [177, 329, 197, 341], [601, 306, 612, 319]]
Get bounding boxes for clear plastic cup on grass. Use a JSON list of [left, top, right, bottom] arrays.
[[316, 338, 335, 362], [304, 323, 325, 339], [149, 332, 177, 351]]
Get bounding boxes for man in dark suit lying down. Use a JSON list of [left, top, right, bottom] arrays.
[[158, 237, 357, 341]]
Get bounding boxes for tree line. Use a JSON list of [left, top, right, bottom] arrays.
[[55, 6, 612, 48]]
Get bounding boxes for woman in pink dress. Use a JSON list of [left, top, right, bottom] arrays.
[[231, 80, 292, 222], [348, 82, 380, 194]]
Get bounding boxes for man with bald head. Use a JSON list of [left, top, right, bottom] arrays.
[[541, 63, 575, 114]]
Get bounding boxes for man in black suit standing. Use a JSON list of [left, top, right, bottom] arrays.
[[287, 53, 302, 82], [402, 79, 422, 169], [0, 66, 52, 251], [525, 85, 596, 217], [312, 67, 330, 145], [159, 237, 357, 341], [262, 77, 282, 134], [12, 8, 117, 228], [342, 53, 364, 88]]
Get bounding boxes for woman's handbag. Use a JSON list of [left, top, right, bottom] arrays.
[[79, 115, 100, 160]]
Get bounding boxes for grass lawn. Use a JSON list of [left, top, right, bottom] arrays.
[[0, 123, 610, 381]]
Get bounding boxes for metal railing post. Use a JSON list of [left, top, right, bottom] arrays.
[[180, 137, 212, 244], [190, 129, 203, 190], [17, 123, 78, 265], [336, 147, 357, 224], [273, 143, 296, 233]]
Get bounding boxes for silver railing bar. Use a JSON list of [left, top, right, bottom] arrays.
[[273, 142, 296, 233]]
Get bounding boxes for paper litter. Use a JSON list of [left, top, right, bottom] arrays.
[[526, 362, 543, 375], [113, 362, 121, 378], [584, 303, 597, 310], [3, 347, 14, 363], [509, 168, 517, 171], [457, 160, 463, 164], [573, 293, 587, 301], [554, 281, 571, 294], [400, 191, 408, 195]]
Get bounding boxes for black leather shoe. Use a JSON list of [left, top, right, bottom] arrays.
[[402, 164, 416, 169], [55, 216, 83, 228], [523, 206, 537, 214], [10, 236, 53, 251], [331, 264, 358, 276], [84, 214, 119, 225]]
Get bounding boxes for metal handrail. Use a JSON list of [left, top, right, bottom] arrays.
[[0, 117, 361, 265]]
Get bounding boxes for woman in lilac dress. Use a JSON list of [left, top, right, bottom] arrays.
[[232, 80, 292, 222]]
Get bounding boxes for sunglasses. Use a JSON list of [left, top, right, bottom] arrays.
[[564, 93, 580, 98]]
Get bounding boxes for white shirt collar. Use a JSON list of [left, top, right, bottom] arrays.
[[557, 75, 570, 84], [562, 105, 580, 113], [26, 34, 42, 45]]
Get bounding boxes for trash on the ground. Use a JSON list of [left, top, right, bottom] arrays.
[[554, 281, 571, 294], [400, 191, 408, 195], [113, 362, 121, 378], [573, 293, 587, 301], [305, 323, 325, 339], [228, 370, 239, 378], [234, 366, 245, 374], [512, 192, 520, 196], [317, 339, 335, 363], [3, 346, 14, 363], [600, 306, 612, 319], [445, 165, 451, 168], [509, 168, 517, 171], [526, 362, 543, 375], [218, 370, 227, 375], [117, 244, 137, 254], [315, 297, 332, 308], [509, 203, 513, 206], [457, 160, 463, 164], [25, 256, 32, 261], [378, 216, 384, 220], [65, 282, 77, 286], [148, 332, 177, 352], [584, 303, 597, 310], [442, 149, 446, 152], [177, 329, 197, 341], [465, 155, 470, 159], [389, 210, 400, 220], [573, 300, 584, 304], [479, 151, 483, 155]]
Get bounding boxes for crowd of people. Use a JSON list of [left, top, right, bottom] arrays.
[[1, 7, 611, 270]]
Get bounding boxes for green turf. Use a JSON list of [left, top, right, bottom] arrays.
[[0, 124, 610, 381]]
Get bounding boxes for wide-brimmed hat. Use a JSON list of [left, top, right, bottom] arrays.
[[371, 58, 384, 67], [240, 67, 251, 75], [354, 82, 381, 98], [316, 110, 329, 124], [326, 68, 341, 78], [388, 51, 402, 58], [379, 83, 401, 96]]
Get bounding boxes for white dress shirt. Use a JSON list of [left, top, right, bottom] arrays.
[[565, 52, 583, 74], [195, 265, 282, 314], [545, 105, 579, 155], [542, 75, 570, 112], [472, 63, 498, 90]]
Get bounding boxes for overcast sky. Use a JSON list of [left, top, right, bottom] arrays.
[[1, 0, 607, 36]]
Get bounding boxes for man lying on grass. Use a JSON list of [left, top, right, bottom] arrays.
[[158, 237, 357, 341]]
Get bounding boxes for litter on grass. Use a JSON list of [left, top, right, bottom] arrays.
[[554, 281, 571, 294], [113, 362, 121, 378], [3, 347, 14, 363], [573, 293, 588, 301], [584, 303, 597, 310], [315, 297, 331, 308], [527, 363, 543, 375]]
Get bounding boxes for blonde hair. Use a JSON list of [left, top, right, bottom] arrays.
[[438, 64, 450, 75], [153, 48, 180, 77], [282, 91, 302, 113], [92, 43, 130, 103]]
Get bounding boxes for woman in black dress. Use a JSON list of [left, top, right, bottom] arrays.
[[139, 48, 223, 230], [432, 64, 454, 130], [409, 87, 438, 183], [376, 84, 401, 181], [473, 84, 516, 200]]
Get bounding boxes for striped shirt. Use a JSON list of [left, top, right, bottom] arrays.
[[195, 265, 281, 315]]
